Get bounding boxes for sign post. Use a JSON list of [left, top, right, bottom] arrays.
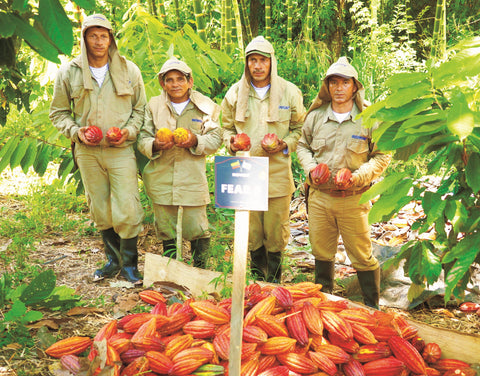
[[214, 153, 268, 376]]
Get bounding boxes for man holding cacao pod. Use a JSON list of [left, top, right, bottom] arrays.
[[138, 58, 222, 268], [297, 57, 391, 308], [221, 36, 306, 282], [49, 14, 146, 284]]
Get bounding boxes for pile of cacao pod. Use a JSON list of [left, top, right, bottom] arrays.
[[45, 282, 476, 376]]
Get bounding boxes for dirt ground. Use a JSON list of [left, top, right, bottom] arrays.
[[0, 167, 479, 375]]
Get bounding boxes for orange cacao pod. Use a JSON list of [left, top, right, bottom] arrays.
[[139, 290, 167, 305], [243, 325, 268, 344], [422, 342, 441, 363], [387, 335, 427, 375], [232, 133, 251, 151], [363, 357, 407, 376], [158, 312, 192, 336], [320, 310, 353, 342], [301, 300, 324, 336], [334, 168, 352, 189], [244, 295, 277, 326], [258, 354, 278, 373], [370, 325, 400, 342], [258, 336, 297, 355], [277, 352, 318, 374], [190, 301, 230, 325], [314, 343, 350, 364], [120, 313, 154, 333], [170, 348, 213, 376], [213, 332, 230, 360], [110, 337, 132, 354], [156, 127, 174, 143], [241, 358, 260, 376], [351, 323, 377, 345], [255, 314, 289, 337], [443, 367, 477, 376], [183, 319, 216, 339], [84, 125, 103, 143], [328, 332, 360, 354], [146, 350, 174, 374], [338, 308, 377, 330], [173, 127, 189, 144], [308, 350, 338, 376], [94, 320, 118, 342], [121, 355, 150, 376], [45, 336, 92, 358], [165, 334, 194, 359], [311, 163, 331, 185], [410, 336, 425, 352]]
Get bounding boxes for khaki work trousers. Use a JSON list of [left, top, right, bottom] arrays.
[[75, 144, 144, 239], [153, 204, 210, 241], [249, 195, 291, 253], [308, 189, 379, 271]]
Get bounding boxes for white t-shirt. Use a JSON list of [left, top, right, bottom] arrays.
[[171, 99, 190, 115], [89, 63, 109, 87], [333, 110, 351, 124], [251, 83, 271, 99]]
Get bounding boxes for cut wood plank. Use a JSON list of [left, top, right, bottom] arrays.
[[142, 252, 480, 363]]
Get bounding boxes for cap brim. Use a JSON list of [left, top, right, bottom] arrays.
[[326, 73, 354, 80], [246, 50, 271, 58]]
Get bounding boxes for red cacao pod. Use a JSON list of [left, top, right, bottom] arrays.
[[311, 163, 331, 185], [232, 133, 251, 151], [334, 168, 352, 190], [422, 342, 441, 363], [106, 126, 122, 142], [459, 302, 480, 312], [261, 133, 280, 151], [84, 125, 103, 144]]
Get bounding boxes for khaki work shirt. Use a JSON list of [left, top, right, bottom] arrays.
[[49, 57, 146, 147], [138, 91, 222, 206], [297, 103, 391, 191], [222, 79, 305, 198]]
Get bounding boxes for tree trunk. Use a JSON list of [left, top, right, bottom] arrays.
[[233, 0, 245, 50], [431, 0, 446, 60], [238, 0, 253, 43], [331, 0, 345, 59], [306, 0, 313, 41], [250, 0, 261, 37], [287, 0, 293, 43], [174, 0, 181, 30]]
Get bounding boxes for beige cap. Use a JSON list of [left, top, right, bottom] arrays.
[[82, 14, 113, 36], [325, 56, 358, 80], [159, 57, 192, 77], [246, 49, 271, 58]]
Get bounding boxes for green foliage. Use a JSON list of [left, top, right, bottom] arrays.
[[363, 37, 480, 303]]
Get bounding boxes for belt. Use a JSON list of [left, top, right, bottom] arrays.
[[318, 186, 369, 198]]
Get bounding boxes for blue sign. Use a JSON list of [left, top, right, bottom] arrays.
[[214, 156, 269, 211]]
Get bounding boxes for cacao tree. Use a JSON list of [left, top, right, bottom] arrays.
[[359, 37, 480, 303]]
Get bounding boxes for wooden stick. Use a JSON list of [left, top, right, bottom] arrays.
[[176, 206, 183, 261]]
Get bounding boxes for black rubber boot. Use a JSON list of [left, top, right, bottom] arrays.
[[163, 239, 177, 259], [250, 246, 267, 281], [191, 238, 210, 269], [266, 251, 282, 283], [315, 260, 335, 294], [94, 228, 121, 281], [119, 236, 143, 285], [357, 267, 381, 309]]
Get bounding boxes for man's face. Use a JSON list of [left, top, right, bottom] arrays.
[[247, 53, 271, 88], [328, 75, 357, 106], [85, 27, 111, 61], [160, 70, 193, 103]]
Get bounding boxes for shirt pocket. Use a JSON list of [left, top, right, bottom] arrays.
[[311, 138, 326, 155], [71, 85, 87, 118], [346, 138, 369, 169]]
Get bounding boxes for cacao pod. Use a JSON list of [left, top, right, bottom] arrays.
[[156, 127, 174, 143], [334, 168, 352, 190], [353, 342, 391, 363], [139, 290, 167, 305], [261, 133, 280, 151], [459, 302, 480, 312], [232, 133, 251, 151], [387, 335, 427, 375], [362, 357, 407, 376], [190, 300, 230, 324], [173, 127, 189, 144], [422, 342, 441, 363], [60, 354, 81, 374], [84, 125, 103, 144], [276, 352, 318, 374], [242, 325, 268, 344], [271, 286, 293, 310], [308, 350, 338, 375], [106, 126, 122, 142], [45, 336, 92, 358], [342, 358, 366, 376], [311, 163, 331, 185], [183, 319, 216, 339]]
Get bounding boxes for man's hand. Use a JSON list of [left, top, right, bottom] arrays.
[[78, 127, 101, 146], [230, 135, 251, 153], [175, 129, 197, 148], [153, 136, 174, 152], [108, 128, 129, 146], [262, 139, 287, 154]]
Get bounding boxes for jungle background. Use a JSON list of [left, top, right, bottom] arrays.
[[1, 0, 480, 374]]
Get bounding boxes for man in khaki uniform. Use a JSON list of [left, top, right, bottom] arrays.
[[297, 57, 391, 308], [50, 14, 146, 284], [138, 58, 222, 268], [222, 36, 306, 282]]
